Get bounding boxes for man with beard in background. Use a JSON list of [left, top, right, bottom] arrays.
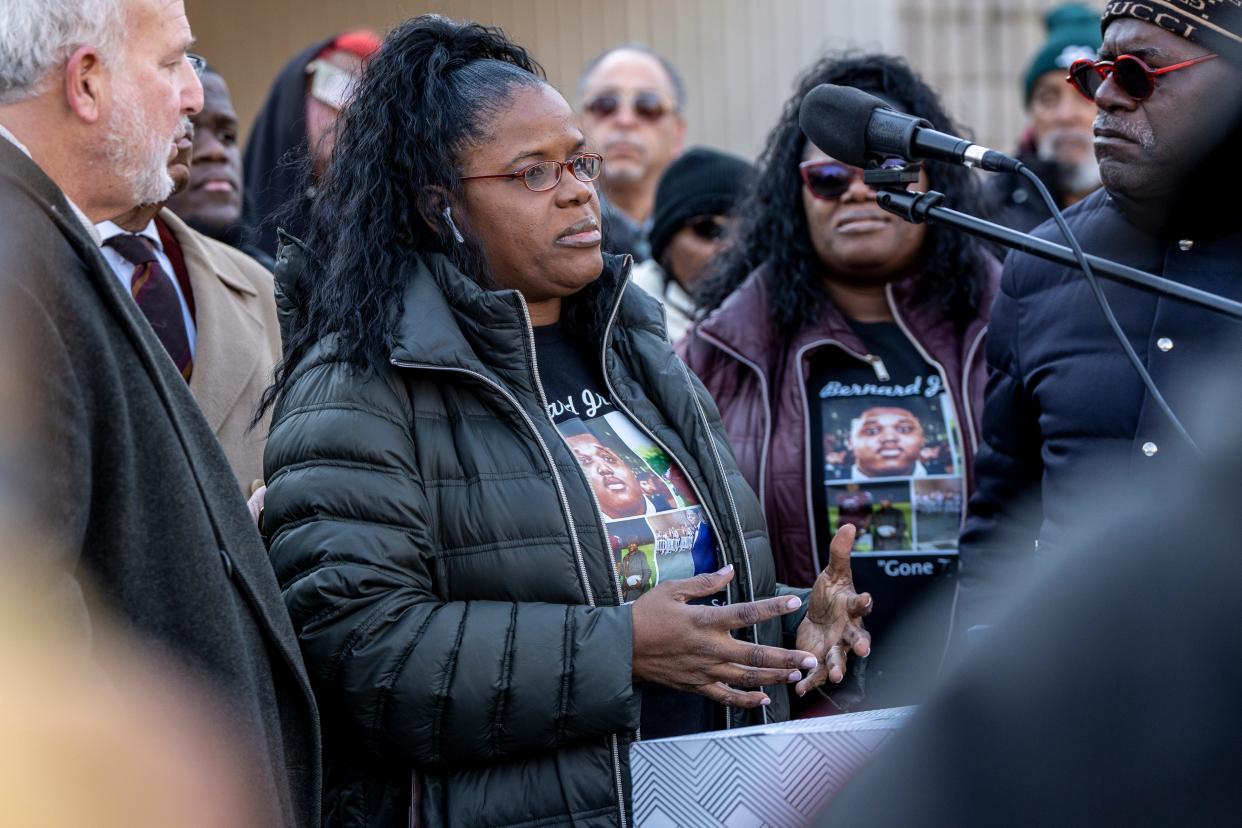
[[958, 1, 1242, 640], [578, 45, 686, 261], [0, 1, 319, 823], [988, 3, 1103, 231]]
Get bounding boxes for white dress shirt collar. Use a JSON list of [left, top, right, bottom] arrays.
[[96, 218, 163, 252]]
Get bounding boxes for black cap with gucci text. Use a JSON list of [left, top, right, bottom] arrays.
[[1103, 1, 1242, 63]]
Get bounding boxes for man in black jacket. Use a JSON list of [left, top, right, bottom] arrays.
[[0, 1, 319, 824], [959, 2, 1242, 635]]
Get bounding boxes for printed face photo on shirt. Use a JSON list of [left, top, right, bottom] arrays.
[[609, 517, 658, 601], [560, 416, 673, 520], [827, 481, 911, 553], [563, 413, 701, 520], [820, 394, 960, 482], [602, 412, 699, 508], [913, 478, 964, 550], [852, 406, 924, 477]]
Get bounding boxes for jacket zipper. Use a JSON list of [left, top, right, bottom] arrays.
[[516, 293, 634, 828], [937, 324, 986, 683], [884, 289, 977, 684], [885, 285, 961, 451], [865, 354, 891, 381], [792, 337, 873, 573], [387, 358, 597, 608], [674, 358, 770, 727], [961, 326, 987, 457], [600, 272, 763, 729], [516, 297, 625, 607]]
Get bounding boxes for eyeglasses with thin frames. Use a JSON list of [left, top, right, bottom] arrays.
[[460, 153, 604, 192]]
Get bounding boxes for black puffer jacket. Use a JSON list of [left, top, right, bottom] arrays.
[[263, 249, 803, 827]]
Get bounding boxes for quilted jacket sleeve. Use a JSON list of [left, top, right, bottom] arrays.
[[263, 349, 639, 770], [957, 256, 1046, 638]]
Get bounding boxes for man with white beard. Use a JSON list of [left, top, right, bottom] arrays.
[[0, 2, 320, 824], [987, 3, 1103, 232]]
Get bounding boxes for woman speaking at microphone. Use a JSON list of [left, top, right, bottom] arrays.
[[258, 16, 870, 828], [686, 53, 998, 711]]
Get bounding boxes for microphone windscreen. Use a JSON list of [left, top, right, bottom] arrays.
[[798, 84, 888, 168]]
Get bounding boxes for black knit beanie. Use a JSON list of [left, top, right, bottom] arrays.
[[649, 147, 756, 264]]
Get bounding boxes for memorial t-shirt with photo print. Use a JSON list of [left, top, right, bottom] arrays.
[[806, 320, 965, 702], [532, 321, 721, 737]]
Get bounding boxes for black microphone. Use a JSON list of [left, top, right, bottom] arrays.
[[798, 84, 1021, 174]]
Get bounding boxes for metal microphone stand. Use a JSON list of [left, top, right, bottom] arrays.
[[863, 166, 1242, 320]]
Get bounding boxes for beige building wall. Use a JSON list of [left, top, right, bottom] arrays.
[[189, 0, 1099, 160]]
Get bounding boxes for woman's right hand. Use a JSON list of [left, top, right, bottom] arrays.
[[631, 565, 818, 708]]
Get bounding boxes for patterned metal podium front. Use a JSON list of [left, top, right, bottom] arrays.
[[631, 706, 914, 827]]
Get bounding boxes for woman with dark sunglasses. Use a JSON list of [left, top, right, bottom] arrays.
[[684, 53, 999, 712], [258, 17, 870, 828], [631, 147, 756, 341]]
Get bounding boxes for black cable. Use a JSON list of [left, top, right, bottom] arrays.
[[1015, 164, 1199, 454]]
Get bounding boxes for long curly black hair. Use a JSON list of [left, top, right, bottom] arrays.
[[257, 15, 547, 418], [696, 53, 991, 332]]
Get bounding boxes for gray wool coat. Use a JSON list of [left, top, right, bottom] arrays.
[[0, 136, 320, 827]]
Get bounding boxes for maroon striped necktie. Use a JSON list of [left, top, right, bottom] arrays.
[[105, 233, 194, 381]]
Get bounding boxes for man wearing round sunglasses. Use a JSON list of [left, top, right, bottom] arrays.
[[958, 2, 1242, 639], [632, 147, 755, 341], [988, 3, 1103, 233], [579, 45, 686, 262]]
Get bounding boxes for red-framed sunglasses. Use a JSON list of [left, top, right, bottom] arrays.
[[799, 157, 907, 201], [1066, 53, 1217, 102]]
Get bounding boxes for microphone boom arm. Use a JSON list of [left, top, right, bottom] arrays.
[[873, 188, 1242, 320]]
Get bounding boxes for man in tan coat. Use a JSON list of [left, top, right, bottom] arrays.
[[97, 92, 279, 492]]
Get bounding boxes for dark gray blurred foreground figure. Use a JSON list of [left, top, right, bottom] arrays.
[[820, 415, 1242, 825]]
